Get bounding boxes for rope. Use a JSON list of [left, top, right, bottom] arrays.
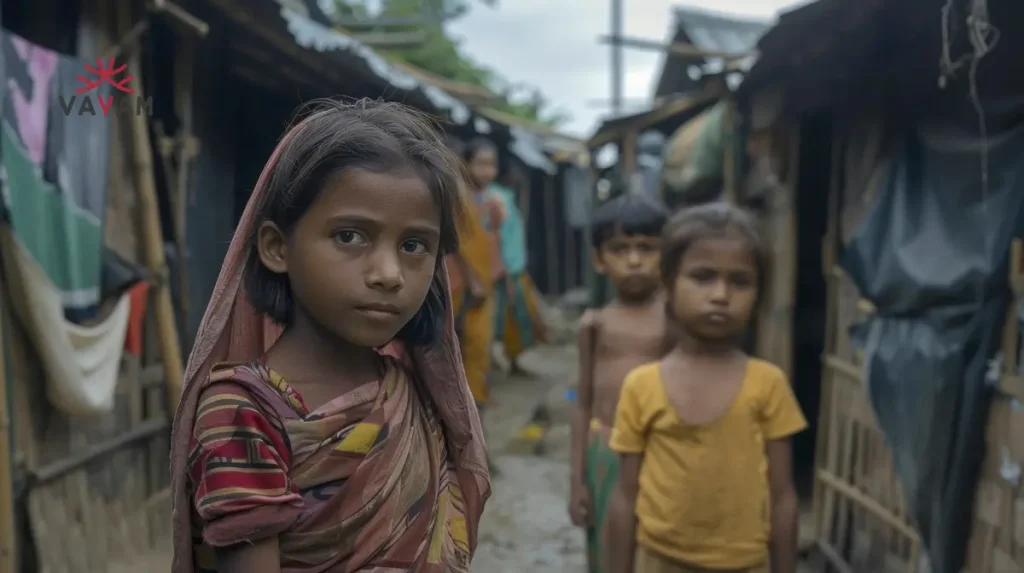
[[939, 0, 1000, 305]]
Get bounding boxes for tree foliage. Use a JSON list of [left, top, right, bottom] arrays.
[[330, 0, 567, 126]]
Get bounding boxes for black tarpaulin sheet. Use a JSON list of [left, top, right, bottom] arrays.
[[841, 119, 1024, 573]]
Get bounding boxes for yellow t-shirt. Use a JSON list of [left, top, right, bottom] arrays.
[[608, 359, 808, 570]]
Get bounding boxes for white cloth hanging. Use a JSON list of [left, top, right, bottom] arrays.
[[1, 228, 129, 416]]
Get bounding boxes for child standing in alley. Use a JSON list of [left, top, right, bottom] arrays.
[[605, 202, 806, 573], [169, 100, 489, 573], [569, 193, 673, 573]]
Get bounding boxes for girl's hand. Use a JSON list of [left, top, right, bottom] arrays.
[[568, 481, 592, 527]]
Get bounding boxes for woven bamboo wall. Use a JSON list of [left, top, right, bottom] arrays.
[[964, 241, 1024, 573], [815, 113, 1024, 573], [753, 124, 797, 377], [966, 393, 1024, 573], [810, 113, 924, 573]]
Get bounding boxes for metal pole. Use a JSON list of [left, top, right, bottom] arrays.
[[610, 0, 624, 116]]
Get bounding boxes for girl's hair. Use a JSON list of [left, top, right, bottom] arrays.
[[590, 192, 670, 249], [660, 202, 770, 299], [462, 137, 498, 163], [243, 98, 464, 346]]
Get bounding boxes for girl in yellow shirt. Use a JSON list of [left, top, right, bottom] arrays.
[[606, 203, 807, 573]]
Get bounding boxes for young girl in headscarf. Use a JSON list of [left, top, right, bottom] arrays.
[[169, 99, 491, 573], [461, 138, 547, 377]]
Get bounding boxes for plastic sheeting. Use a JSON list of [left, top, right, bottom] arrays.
[[841, 118, 1024, 573], [662, 102, 728, 205]]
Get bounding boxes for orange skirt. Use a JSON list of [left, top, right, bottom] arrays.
[[452, 287, 494, 405]]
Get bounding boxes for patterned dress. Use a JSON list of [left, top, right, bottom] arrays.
[[187, 353, 471, 572]]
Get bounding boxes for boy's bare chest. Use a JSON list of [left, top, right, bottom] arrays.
[[594, 308, 667, 358], [591, 309, 668, 400]]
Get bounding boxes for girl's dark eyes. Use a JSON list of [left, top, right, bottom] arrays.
[[689, 269, 716, 281], [731, 276, 754, 288], [401, 239, 429, 255], [333, 231, 430, 255], [334, 230, 366, 245], [687, 268, 755, 287]]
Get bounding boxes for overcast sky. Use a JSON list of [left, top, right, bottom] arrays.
[[448, 0, 805, 137]]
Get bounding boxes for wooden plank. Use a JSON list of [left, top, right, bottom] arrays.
[[0, 265, 17, 573], [33, 418, 169, 485], [118, 7, 185, 411], [824, 354, 863, 384], [818, 468, 919, 541], [347, 30, 428, 48], [597, 34, 755, 60], [543, 174, 559, 294], [818, 539, 856, 573]]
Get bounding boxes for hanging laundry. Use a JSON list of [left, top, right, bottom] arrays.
[[1, 229, 130, 415], [2, 30, 111, 320], [0, 31, 126, 416], [123, 281, 149, 356]]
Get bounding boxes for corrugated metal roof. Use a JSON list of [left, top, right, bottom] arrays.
[[654, 6, 770, 98], [589, 88, 722, 148], [274, 0, 555, 173], [735, 0, 949, 119], [476, 107, 588, 165], [672, 6, 770, 54]]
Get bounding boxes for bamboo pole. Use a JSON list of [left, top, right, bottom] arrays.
[[0, 282, 16, 573], [722, 100, 736, 204], [0, 0, 15, 563], [543, 173, 559, 294], [118, 7, 184, 410], [172, 37, 199, 329], [813, 118, 843, 543]]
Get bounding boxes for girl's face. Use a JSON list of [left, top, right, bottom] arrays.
[[667, 235, 758, 342], [257, 167, 441, 348], [467, 148, 498, 189]]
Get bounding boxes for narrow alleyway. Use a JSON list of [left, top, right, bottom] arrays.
[[472, 343, 586, 573]]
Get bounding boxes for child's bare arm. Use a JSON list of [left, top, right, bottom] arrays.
[[216, 536, 282, 573], [569, 311, 598, 526], [766, 438, 800, 573], [605, 453, 641, 573]]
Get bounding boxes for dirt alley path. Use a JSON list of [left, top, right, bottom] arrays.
[[472, 343, 586, 573]]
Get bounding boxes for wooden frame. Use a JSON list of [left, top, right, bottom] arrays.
[[587, 87, 723, 150]]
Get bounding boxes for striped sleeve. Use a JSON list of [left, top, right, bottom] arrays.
[[187, 381, 303, 547]]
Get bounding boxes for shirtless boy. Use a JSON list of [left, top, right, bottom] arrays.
[[570, 193, 673, 573]]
